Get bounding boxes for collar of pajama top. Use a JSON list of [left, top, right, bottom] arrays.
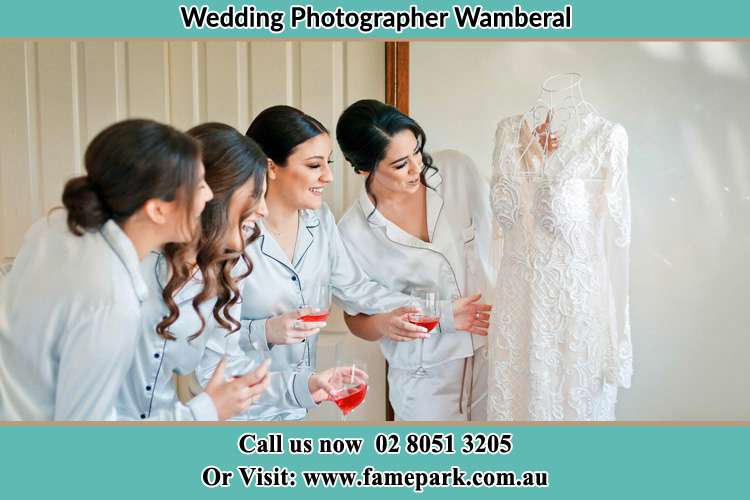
[[357, 166, 445, 247], [100, 218, 149, 302], [260, 207, 322, 272], [337, 150, 496, 371]]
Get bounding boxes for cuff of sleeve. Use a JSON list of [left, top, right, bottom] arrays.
[[438, 299, 456, 333], [617, 365, 633, 389], [615, 342, 633, 389], [604, 364, 632, 389], [603, 340, 633, 389], [243, 319, 273, 354], [187, 392, 219, 421], [340, 299, 361, 317], [292, 371, 318, 410]]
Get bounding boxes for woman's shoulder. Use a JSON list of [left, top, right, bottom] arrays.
[[35, 212, 133, 281], [337, 201, 362, 236], [431, 149, 474, 168], [9, 212, 143, 310], [430, 149, 485, 186], [23, 210, 77, 247]]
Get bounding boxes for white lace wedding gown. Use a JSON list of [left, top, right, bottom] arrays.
[[488, 110, 632, 421]]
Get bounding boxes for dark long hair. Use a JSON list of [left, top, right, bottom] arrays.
[[245, 105, 328, 165], [62, 119, 200, 236], [157, 123, 267, 341], [335, 99, 437, 212]]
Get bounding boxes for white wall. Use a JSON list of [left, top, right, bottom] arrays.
[[0, 41, 387, 421], [411, 42, 750, 420]]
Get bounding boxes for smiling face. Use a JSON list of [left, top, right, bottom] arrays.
[[366, 129, 423, 196], [268, 133, 333, 210]]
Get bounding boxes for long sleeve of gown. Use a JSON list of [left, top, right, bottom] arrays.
[[459, 151, 497, 295], [490, 118, 519, 235], [490, 117, 521, 289], [603, 124, 633, 389]]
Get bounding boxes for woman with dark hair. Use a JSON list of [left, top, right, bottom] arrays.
[[195, 105, 412, 421], [116, 123, 272, 421], [336, 99, 494, 421], [0, 119, 212, 421]]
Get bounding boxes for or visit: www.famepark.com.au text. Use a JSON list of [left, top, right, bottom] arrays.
[[235, 465, 550, 492]]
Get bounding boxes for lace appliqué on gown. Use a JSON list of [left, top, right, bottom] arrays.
[[488, 112, 632, 421]]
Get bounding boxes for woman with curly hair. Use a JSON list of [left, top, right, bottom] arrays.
[[116, 123, 271, 421]]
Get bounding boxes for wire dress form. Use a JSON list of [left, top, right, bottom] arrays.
[[488, 74, 633, 421]]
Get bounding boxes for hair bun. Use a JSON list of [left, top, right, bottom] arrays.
[[61, 175, 111, 235]]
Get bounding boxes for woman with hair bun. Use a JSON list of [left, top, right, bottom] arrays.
[[336, 99, 494, 421], [0, 119, 212, 421]]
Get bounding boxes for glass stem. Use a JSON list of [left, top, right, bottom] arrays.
[[418, 338, 425, 371], [301, 340, 308, 370]]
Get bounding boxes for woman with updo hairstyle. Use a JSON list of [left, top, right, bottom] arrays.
[[0, 119, 211, 421], [116, 123, 272, 421], [195, 105, 412, 422], [336, 99, 494, 421]]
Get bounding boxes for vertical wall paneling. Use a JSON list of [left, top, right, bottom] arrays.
[[330, 42, 346, 216], [0, 42, 40, 257], [236, 42, 250, 132], [126, 42, 169, 121], [73, 42, 86, 171], [25, 43, 42, 235], [249, 41, 298, 119], [205, 42, 245, 130], [113, 42, 128, 120], [168, 42, 200, 132], [36, 42, 81, 212], [300, 42, 346, 215], [289, 42, 302, 109], [196, 42, 208, 124], [82, 43, 119, 143]]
